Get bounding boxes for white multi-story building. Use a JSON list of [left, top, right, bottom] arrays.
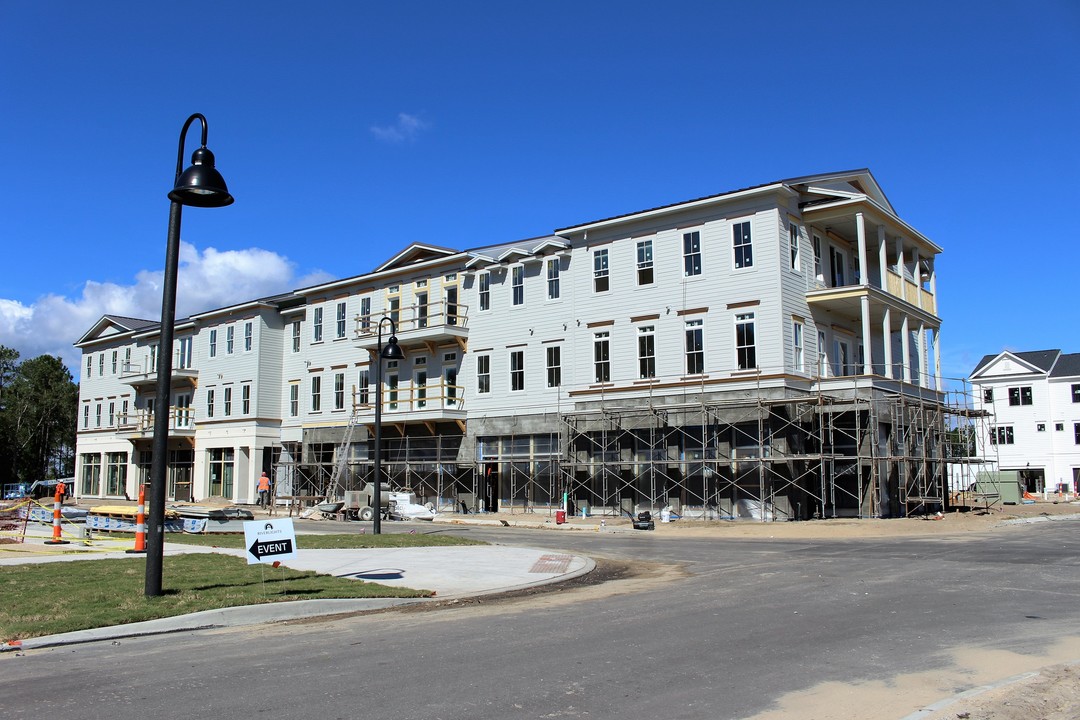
[[970, 350, 1080, 494], [75, 169, 948, 519]]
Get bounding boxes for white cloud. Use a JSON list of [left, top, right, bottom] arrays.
[[0, 243, 335, 374], [370, 112, 430, 143]]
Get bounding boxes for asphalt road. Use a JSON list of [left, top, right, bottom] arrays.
[[4, 521, 1079, 720]]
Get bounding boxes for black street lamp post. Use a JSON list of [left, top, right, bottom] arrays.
[[372, 316, 403, 535], [146, 113, 233, 597]]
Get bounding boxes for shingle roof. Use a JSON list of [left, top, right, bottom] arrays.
[[971, 349, 1062, 376], [103, 315, 159, 332], [1049, 353, 1080, 378]]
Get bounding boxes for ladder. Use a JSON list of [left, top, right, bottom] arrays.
[[326, 413, 360, 500]]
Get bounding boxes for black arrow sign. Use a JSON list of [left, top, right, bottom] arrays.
[[248, 537, 294, 560]]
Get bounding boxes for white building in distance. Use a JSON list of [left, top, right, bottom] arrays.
[[970, 350, 1080, 494]]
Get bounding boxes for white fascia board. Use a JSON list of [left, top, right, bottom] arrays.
[[299, 252, 468, 296], [464, 254, 495, 269], [970, 352, 1046, 380], [190, 300, 277, 322], [803, 197, 943, 254], [557, 182, 786, 235], [496, 247, 531, 263], [531, 238, 571, 254]]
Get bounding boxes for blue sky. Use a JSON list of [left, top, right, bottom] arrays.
[[1, 1, 1077, 382]]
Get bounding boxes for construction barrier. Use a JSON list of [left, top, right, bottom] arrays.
[[44, 485, 69, 545], [126, 485, 147, 554]]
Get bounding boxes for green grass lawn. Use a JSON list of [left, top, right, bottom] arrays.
[[1, 533, 484, 642]]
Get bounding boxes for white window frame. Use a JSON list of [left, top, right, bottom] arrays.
[[334, 372, 345, 410], [478, 272, 490, 312], [313, 308, 323, 342], [636, 240, 654, 285], [223, 386, 232, 416], [789, 223, 800, 271], [546, 258, 560, 300], [477, 354, 491, 394], [511, 265, 524, 306], [336, 302, 347, 339], [685, 319, 704, 375], [683, 231, 702, 277], [593, 331, 611, 383], [793, 319, 805, 372], [735, 313, 756, 370], [311, 376, 322, 412], [593, 249, 610, 293], [289, 384, 299, 417], [638, 325, 656, 378], [226, 326, 235, 354], [546, 345, 561, 388], [206, 389, 215, 418], [509, 350, 525, 392], [360, 297, 372, 330], [242, 384, 251, 414], [732, 220, 753, 269], [291, 321, 301, 352], [244, 322, 253, 352]]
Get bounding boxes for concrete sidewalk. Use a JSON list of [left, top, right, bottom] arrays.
[[0, 528, 593, 652]]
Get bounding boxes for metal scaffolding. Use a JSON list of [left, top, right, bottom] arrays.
[[269, 386, 964, 521]]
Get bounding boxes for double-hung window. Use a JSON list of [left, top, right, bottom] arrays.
[[289, 384, 299, 417], [685, 320, 704, 375], [733, 221, 753, 269], [683, 231, 702, 277], [789, 223, 800, 271], [546, 346, 561, 387], [313, 308, 323, 342], [478, 272, 490, 311], [311, 376, 321, 412], [593, 249, 609, 292], [357, 369, 370, 405], [334, 372, 345, 410], [477, 355, 491, 394], [736, 313, 757, 370], [244, 322, 253, 351], [336, 302, 347, 339], [512, 266, 524, 306], [793, 320, 805, 372], [638, 325, 656, 379], [242, 384, 251, 414], [360, 297, 371, 331], [226, 326, 235, 354], [636, 240, 654, 285], [291, 321, 301, 352], [207, 389, 215, 418], [1072, 384, 1080, 403], [223, 387, 232, 416], [546, 258, 560, 300], [593, 332, 611, 383], [509, 350, 525, 391], [990, 426, 1015, 445]]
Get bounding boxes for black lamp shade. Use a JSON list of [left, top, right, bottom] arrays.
[[382, 337, 405, 360], [169, 147, 234, 207]]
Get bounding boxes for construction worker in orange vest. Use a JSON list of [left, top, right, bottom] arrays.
[[257, 472, 271, 508], [57, 480, 67, 505]]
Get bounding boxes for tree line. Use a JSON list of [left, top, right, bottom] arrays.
[[0, 345, 78, 490]]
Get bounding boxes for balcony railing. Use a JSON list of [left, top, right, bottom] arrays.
[[353, 382, 466, 416], [119, 350, 198, 386], [115, 409, 196, 436], [355, 301, 469, 346]]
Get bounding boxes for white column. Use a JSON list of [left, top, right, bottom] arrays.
[[912, 247, 922, 310], [933, 327, 942, 391], [856, 213, 869, 287], [860, 295, 873, 375], [882, 307, 893, 379], [895, 237, 904, 275], [918, 321, 927, 387], [928, 259, 938, 316], [877, 225, 888, 290], [901, 315, 911, 384]]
